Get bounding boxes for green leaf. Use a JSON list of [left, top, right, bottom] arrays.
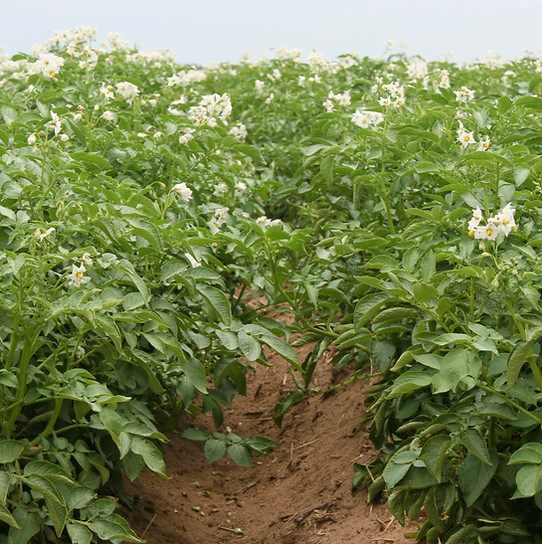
[[514, 167, 530, 186], [181, 427, 209, 441], [431, 348, 471, 394], [23, 461, 74, 485], [507, 340, 532, 389], [0, 502, 19, 529], [260, 334, 300, 371], [67, 487, 96, 510], [370, 340, 396, 372], [0, 204, 16, 220], [387, 371, 432, 398], [88, 519, 143, 542], [99, 407, 124, 446], [419, 435, 452, 483], [182, 358, 207, 393], [0, 471, 10, 503], [45, 496, 68, 537], [238, 331, 261, 361], [227, 444, 252, 467], [0, 440, 24, 463], [204, 439, 227, 463], [197, 284, 232, 325], [122, 452, 146, 482], [508, 443, 542, 465], [9, 509, 40, 544], [387, 490, 406, 525], [383, 462, 411, 488], [458, 451, 499, 506], [26, 474, 65, 505], [70, 151, 112, 170], [354, 293, 395, 330], [516, 464, 542, 497], [515, 96, 542, 110], [459, 429, 491, 465], [130, 437, 167, 477], [67, 522, 93, 544], [231, 143, 264, 163]]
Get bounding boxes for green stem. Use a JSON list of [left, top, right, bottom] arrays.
[[30, 399, 63, 446], [477, 382, 542, 425]]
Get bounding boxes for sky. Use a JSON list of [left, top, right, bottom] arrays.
[[1, 0, 541, 65]]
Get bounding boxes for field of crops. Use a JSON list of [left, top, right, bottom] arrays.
[[2, 27, 542, 543]]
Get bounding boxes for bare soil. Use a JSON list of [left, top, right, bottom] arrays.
[[120, 331, 419, 544]]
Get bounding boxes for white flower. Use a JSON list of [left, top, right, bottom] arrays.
[[116, 81, 140, 103], [378, 97, 391, 107], [184, 252, 201, 268], [75, 346, 86, 359], [213, 182, 228, 196], [477, 137, 490, 151], [437, 69, 450, 89], [454, 86, 475, 103], [172, 182, 193, 201], [31, 53, 65, 78], [352, 109, 384, 128], [68, 263, 88, 288], [468, 203, 516, 239], [81, 252, 93, 266], [235, 181, 247, 192], [256, 216, 283, 228], [101, 110, 114, 121], [457, 123, 476, 148], [27, 133, 37, 145], [100, 83, 115, 100], [229, 123, 247, 140], [323, 99, 334, 112], [499, 203, 517, 235], [38, 227, 55, 241], [210, 207, 229, 229], [47, 111, 62, 135], [60, 134, 70, 142], [407, 59, 428, 80], [265, 93, 274, 104]]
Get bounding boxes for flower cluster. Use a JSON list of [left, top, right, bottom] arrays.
[[468, 203, 516, 240], [188, 93, 232, 126], [379, 81, 406, 108], [172, 182, 193, 201], [29, 53, 65, 78], [454, 86, 475, 103], [323, 90, 351, 112], [116, 81, 140, 103], [167, 69, 207, 86], [352, 109, 384, 128], [456, 120, 490, 150]]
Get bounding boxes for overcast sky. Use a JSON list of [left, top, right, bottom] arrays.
[[1, 0, 541, 65]]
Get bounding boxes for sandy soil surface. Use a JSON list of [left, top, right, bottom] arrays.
[[120, 332, 419, 544]]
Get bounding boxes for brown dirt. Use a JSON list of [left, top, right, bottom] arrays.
[[121, 308, 418, 543]]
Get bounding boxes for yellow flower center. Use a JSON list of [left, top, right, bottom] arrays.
[[486, 228, 492, 236], [76, 272, 83, 279], [468, 230, 474, 236]]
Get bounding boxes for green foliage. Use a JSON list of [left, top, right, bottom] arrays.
[[3, 26, 542, 543]]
